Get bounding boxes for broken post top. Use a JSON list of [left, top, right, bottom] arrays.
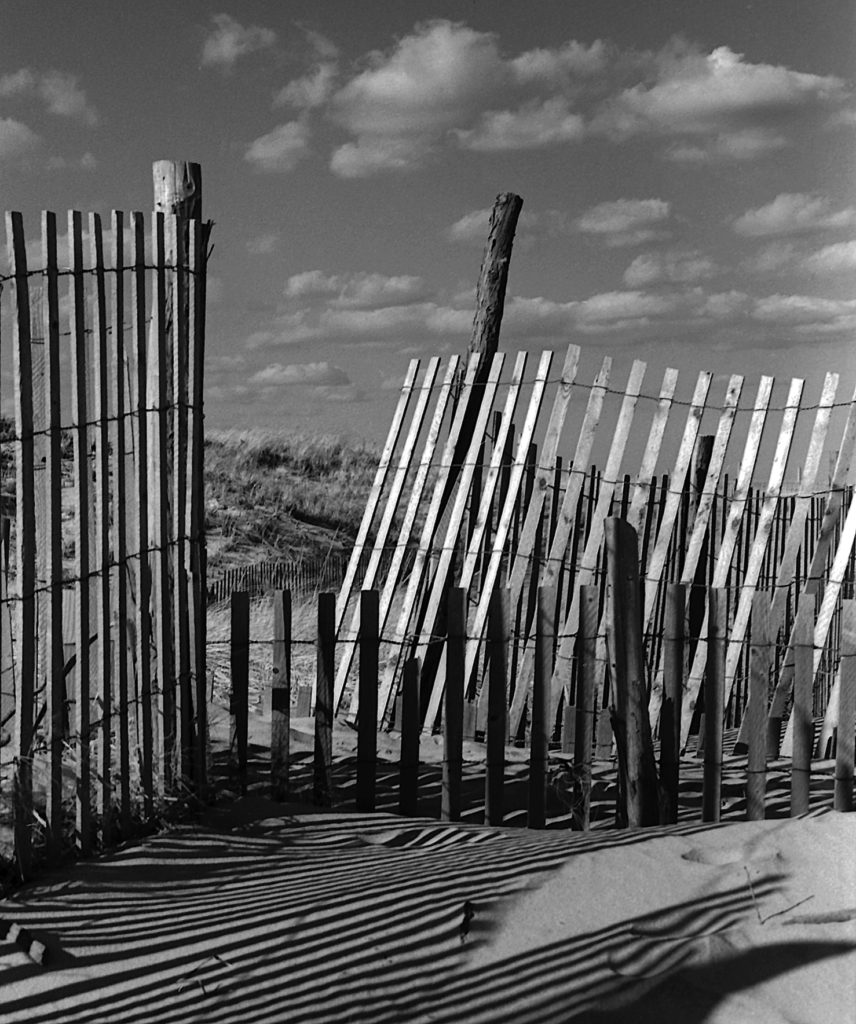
[[153, 160, 202, 219], [467, 192, 523, 368]]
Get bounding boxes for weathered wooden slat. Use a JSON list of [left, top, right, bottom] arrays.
[[722, 377, 804, 715], [442, 589, 466, 821], [529, 585, 554, 830], [448, 351, 552, 709], [270, 589, 291, 801], [790, 597, 814, 815], [834, 600, 856, 811], [41, 211, 65, 856], [151, 211, 175, 789], [356, 589, 379, 812], [89, 213, 114, 844], [679, 376, 775, 744], [746, 593, 769, 820], [419, 352, 520, 734], [111, 211, 132, 831], [769, 384, 856, 749], [398, 658, 421, 816], [506, 357, 612, 736], [548, 360, 648, 723], [68, 210, 92, 854], [375, 354, 477, 725], [485, 586, 508, 826], [332, 360, 419, 637], [335, 357, 440, 712], [229, 591, 249, 795], [702, 589, 727, 822], [131, 212, 154, 814], [187, 218, 208, 793], [167, 214, 192, 784], [6, 211, 36, 876]]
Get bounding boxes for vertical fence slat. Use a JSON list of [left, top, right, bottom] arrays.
[[314, 592, 335, 807], [746, 593, 769, 820], [485, 585, 508, 826], [356, 589, 379, 812], [41, 211, 65, 857], [573, 585, 598, 830], [68, 210, 92, 855], [6, 212, 36, 876], [790, 596, 814, 816], [703, 588, 727, 822], [660, 583, 685, 825], [89, 213, 113, 844], [399, 658, 421, 817], [229, 591, 249, 795], [834, 600, 856, 812], [111, 211, 132, 832], [131, 212, 154, 815], [270, 589, 291, 801], [169, 214, 192, 783], [529, 585, 553, 829], [441, 588, 465, 822]]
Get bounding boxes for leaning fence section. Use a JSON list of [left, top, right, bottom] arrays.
[[313, 347, 856, 755], [0, 208, 209, 875]]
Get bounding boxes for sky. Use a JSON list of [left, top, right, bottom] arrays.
[[1, 1, 855, 444]]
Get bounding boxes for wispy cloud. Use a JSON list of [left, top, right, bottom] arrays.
[[284, 270, 430, 308], [245, 121, 310, 173], [577, 198, 671, 247], [623, 249, 717, 286], [201, 13, 276, 71], [249, 361, 350, 386], [733, 193, 856, 237], [0, 116, 40, 161], [0, 68, 98, 125]]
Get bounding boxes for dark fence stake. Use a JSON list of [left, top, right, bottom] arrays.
[[229, 591, 250, 795], [574, 584, 598, 831], [790, 596, 814, 815], [399, 658, 421, 816], [702, 588, 727, 822], [356, 589, 379, 812], [605, 518, 659, 828], [660, 582, 685, 825], [314, 592, 336, 807], [442, 588, 466, 822], [746, 593, 769, 820], [485, 586, 508, 826], [270, 589, 291, 801], [834, 600, 856, 812], [529, 585, 553, 829]]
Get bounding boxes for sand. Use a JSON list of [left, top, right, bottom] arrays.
[[0, 802, 852, 1023]]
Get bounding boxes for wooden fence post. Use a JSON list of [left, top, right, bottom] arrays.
[[314, 592, 336, 807], [605, 518, 659, 828], [270, 590, 291, 801], [703, 588, 727, 822], [574, 585, 598, 830], [529, 585, 554, 829], [834, 600, 856, 812], [230, 591, 250, 795], [442, 588, 466, 822], [746, 593, 770, 820], [485, 586, 508, 826], [399, 658, 421, 816], [660, 583, 685, 825], [790, 596, 814, 815], [356, 590, 379, 812]]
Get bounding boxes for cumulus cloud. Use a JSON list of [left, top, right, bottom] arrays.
[[245, 121, 310, 172], [249, 361, 350, 386], [733, 193, 856, 237], [751, 294, 856, 328], [577, 198, 671, 247], [510, 40, 609, 85], [593, 43, 845, 140], [246, 233, 280, 255], [575, 290, 677, 329], [0, 117, 40, 160], [0, 68, 98, 125], [201, 13, 276, 71], [446, 207, 572, 246], [623, 249, 717, 287]]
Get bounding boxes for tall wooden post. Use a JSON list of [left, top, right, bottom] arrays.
[[442, 589, 466, 822], [660, 583, 686, 825], [703, 589, 727, 822]]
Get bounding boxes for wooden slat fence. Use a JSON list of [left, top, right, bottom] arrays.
[[0, 207, 209, 876], [298, 348, 856, 759]]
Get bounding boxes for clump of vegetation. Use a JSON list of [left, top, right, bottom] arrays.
[[205, 429, 380, 569]]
